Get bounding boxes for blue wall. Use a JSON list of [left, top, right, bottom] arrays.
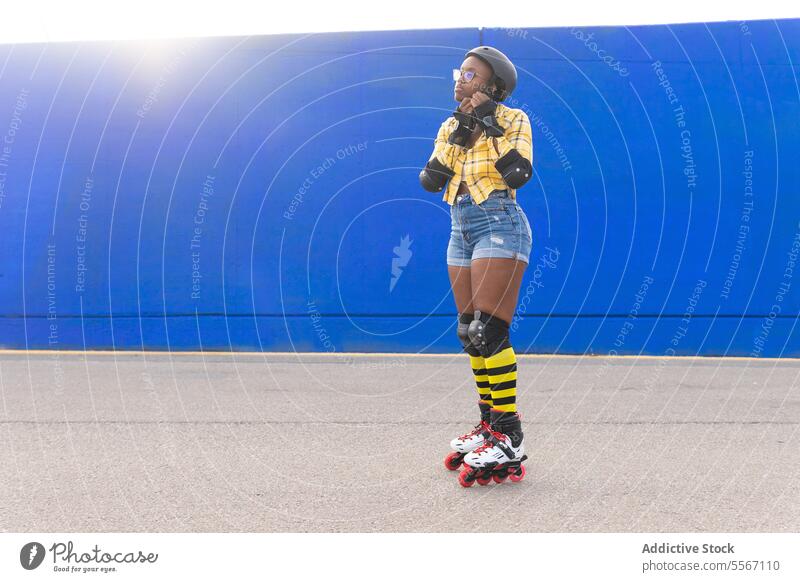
[[0, 20, 799, 355]]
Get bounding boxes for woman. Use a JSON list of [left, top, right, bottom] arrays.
[[419, 46, 534, 487]]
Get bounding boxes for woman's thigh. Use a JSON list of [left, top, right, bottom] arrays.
[[448, 266, 473, 314], [470, 257, 527, 324]]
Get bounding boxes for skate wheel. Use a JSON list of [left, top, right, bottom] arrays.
[[444, 452, 463, 471], [492, 473, 508, 484], [509, 464, 526, 482], [476, 475, 492, 486], [458, 469, 475, 488]]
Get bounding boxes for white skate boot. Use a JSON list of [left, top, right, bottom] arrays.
[[464, 430, 525, 468], [444, 420, 492, 470], [459, 410, 528, 487], [444, 401, 493, 471]]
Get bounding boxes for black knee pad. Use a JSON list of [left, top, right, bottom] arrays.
[[457, 313, 481, 356], [467, 310, 511, 358]]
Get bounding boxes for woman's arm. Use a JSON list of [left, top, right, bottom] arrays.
[[471, 96, 533, 189], [419, 119, 460, 193], [489, 110, 533, 189]]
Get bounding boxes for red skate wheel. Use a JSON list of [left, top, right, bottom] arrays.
[[492, 473, 508, 484], [444, 452, 463, 471], [458, 469, 475, 488], [476, 475, 492, 486], [509, 464, 526, 482]]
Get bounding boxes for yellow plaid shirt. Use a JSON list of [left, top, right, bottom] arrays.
[[428, 103, 533, 205]]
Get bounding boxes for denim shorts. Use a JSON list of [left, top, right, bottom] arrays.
[[447, 189, 533, 267]]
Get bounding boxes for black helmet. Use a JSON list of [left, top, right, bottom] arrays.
[[465, 46, 517, 101]]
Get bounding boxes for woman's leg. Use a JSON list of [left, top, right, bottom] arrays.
[[448, 265, 473, 315], [469, 257, 527, 446], [469, 257, 527, 326], [449, 266, 492, 411]]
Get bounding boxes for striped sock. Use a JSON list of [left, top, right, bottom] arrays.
[[485, 346, 517, 413], [469, 354, 492, 407]]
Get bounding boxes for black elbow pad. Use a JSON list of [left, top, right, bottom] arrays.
[[494, 149, 532, 189], [419, 158, 455, 193]]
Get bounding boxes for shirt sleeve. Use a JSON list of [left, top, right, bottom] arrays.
[[429, 118, 464, 170], [491, 110, 533, 163]]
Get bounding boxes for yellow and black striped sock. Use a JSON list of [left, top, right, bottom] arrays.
[[469, 354, 492, 407], [484, 346, 517, 413]]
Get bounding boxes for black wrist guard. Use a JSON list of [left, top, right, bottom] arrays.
[[494, 149, 532, 189], [447, 110, 477, 147], [419, 157, 456, 192], [473, 100, 504, 137]]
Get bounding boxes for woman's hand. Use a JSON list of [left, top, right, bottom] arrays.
[[457, 97, 474, 114], [470, 91, 490, 110], [470, 92, 504, 138]]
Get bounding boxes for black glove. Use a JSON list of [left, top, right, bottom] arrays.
[[447, 109, 478, 147], [473, 99, 505, 138]]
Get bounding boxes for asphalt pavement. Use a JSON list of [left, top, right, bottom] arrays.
[[1, 351, 798, 532]]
